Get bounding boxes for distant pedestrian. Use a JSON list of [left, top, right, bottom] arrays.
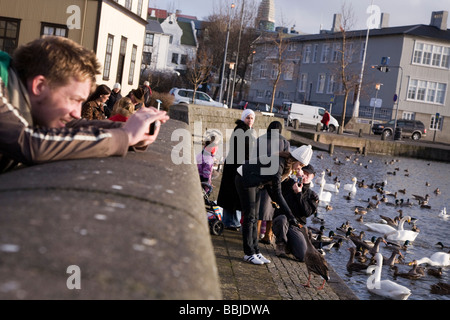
[[321, 110, 330, 132], [140, 81, 153, 108], [105, 83, 122, 118]]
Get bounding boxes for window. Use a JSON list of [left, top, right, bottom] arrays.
[[317, 73, 326, 93], [303, 45, 311, 63], [256, 90, 264, 98], [402, 112, 414, 120], [331, 43, 340, 62], [407, 78, 447, 105], [344, 42, 353, 63], [0, 17, 20, 55], [116, 37, 127, 84], [413, 41, 450, 69], [103, 34, 114, 80], [172, 53, 178, 64], [137, 0, 143, 16], [270, 65, 278, 79], [180, 54, 188, 65], [288, 43, 296, 51], [142, 52, 151, 66], [321, 44, 330, 63], [283, 63, 293, 80], [359, 41, 366, 62], [125, 0, 132, 10], [259, 64, 267, 78], [430, 115, 442, 130], [327, 75, 336, 94], [145, 33, 154, 46], [41, 23, 67, 37], [298, 73, 308, 92], [312, 44, 319, 63], [128, 44, 137, 85]]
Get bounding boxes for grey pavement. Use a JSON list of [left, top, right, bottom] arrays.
[[211, 228, 359, 300]]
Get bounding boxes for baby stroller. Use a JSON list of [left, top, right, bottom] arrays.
[[202, 182, 224, 236]]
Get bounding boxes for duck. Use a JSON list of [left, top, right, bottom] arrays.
[[344, 192, 353, 200], [435, 242, 449, 250], [434, 188, 441, 195], [392, 264, 423, 280], [385, 216, 420, 242], [318, 181, 332, 203], [382, 249, 403, 267], [379, 214, 399, 227], [430, 282, 450, 295], [415, 251, 450, 267], [427, 267, 443, 278], [366, 253, 411, 300], [368, 237, 387, 257], [299, 226, 330, 290], [367, 200, 381, 210], [385, 240, 410, 251], [344, 177, 357, 193], [325, 204, 333, 211], [355, 207, 368, 216], [346, 247, 368, 272]]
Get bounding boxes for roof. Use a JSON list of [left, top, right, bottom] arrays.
[[146, 19, 164, 33], [286, 24, 450, 43]]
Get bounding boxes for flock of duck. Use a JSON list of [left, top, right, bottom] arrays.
[[305, 152, 449, 300]]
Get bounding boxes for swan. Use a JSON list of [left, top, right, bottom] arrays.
[[318, 182, 332, 203], [315, 171, 326, 187], [384, 216, 419, 242], [415, 252, 449, 267], [323, 181, 340, 193], [364, 216, 410, 236], [344, 177, 357, 193], [366, 253, 411, 300], [438, 207, 448, 219]]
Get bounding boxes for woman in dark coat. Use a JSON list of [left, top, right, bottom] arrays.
[[235, 144, 313, 265], [217, 109, 256, 230]]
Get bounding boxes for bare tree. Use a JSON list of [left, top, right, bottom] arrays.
[[186, 48, 214, 103]]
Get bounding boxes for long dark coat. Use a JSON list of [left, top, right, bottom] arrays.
[[217, 120, 255, 211]]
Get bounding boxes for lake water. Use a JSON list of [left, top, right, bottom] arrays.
[[307, 148, 449, 300]]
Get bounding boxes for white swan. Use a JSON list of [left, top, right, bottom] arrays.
[[438, 207, 448, 219], [323, 181, 340, 193], [366, 253, 411, 300], [344, 177, 357, 193], [384, 216, 419, 242], [415, 252, 449, 267], [318, 181, 332, 203], [365, 216, 410, 235], [315, 171, 325, 187]]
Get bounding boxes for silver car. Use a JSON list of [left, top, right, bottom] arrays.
[[170, 88, 228, 108]]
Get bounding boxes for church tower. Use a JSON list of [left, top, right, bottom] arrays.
[[256, 0, 275, 31]]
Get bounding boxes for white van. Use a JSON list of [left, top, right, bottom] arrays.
[[285, 102, 339, 132]]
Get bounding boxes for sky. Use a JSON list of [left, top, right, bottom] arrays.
[[148, 0, 448, 34]]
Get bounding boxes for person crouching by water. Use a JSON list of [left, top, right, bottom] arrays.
[[235, 144, 313, 265]]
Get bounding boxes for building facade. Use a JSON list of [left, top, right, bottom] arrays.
[[248, 11, 450, 142], [0, 0, 149, 95]]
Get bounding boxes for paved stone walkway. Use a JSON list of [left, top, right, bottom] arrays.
[[211, 229, 358, 300]]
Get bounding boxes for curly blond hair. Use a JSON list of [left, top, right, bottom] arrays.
[[111, 97, 135, 118]]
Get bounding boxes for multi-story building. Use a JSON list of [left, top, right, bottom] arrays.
[[248, 10, 450, 142], [0, 0, 149, 95]]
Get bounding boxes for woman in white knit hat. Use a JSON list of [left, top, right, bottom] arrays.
[[235, 144, 313, 265], [217, 109, 257, 231]]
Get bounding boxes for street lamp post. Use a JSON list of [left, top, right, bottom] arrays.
[[219, 3, 235, 107]]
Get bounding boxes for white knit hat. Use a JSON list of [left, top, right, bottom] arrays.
[[291, 144, 313, 166], [241, 109, 255, 122]]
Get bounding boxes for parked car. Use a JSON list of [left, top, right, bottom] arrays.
[[170, 88, 227, 108], [372, 119, 426, 140]]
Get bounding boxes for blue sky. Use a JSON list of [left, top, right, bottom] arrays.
[[149, 0, 448, 34]]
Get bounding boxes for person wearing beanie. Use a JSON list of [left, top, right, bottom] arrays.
[[235, 144, 314, 265], [196, 135, 217, 187], [272, 163, 319, 261], [217, 110, 257, 231], [105, 83, 122, 118]]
